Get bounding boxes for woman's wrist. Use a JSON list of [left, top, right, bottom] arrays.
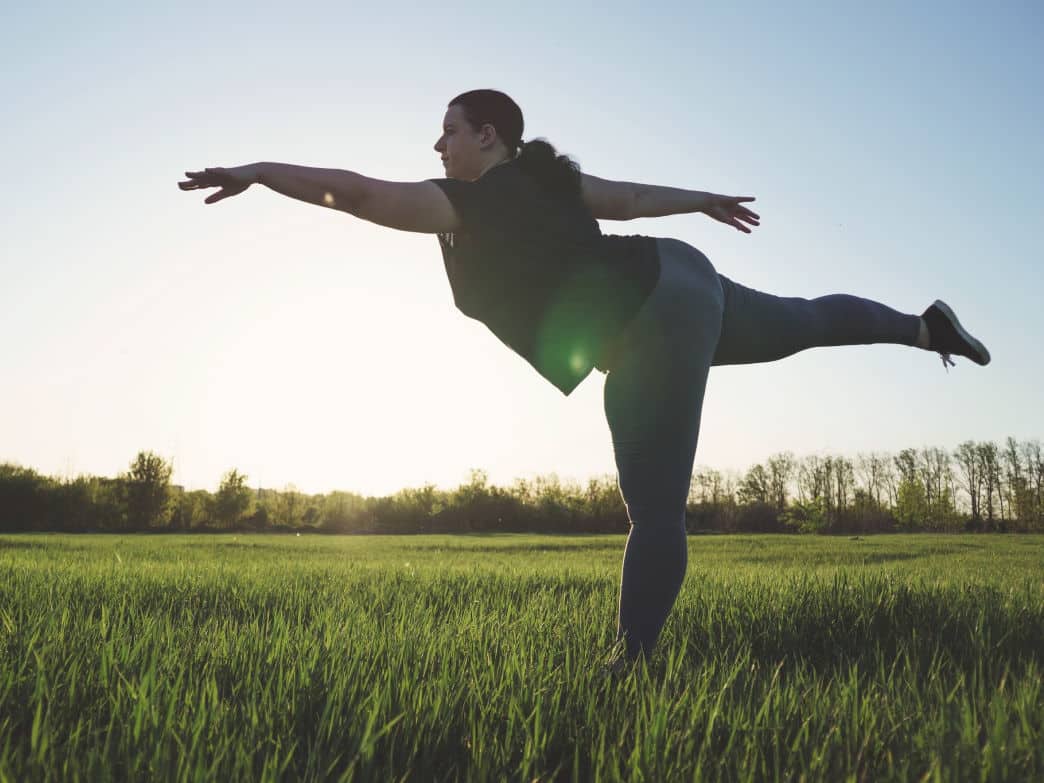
[[689, 190, 713, 214]]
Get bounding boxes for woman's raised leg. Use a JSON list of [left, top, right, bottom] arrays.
[[710, 276, 922, 366]]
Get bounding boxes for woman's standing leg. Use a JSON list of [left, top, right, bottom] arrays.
[[603, 238, 724, 661]]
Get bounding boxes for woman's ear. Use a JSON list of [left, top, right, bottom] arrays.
[[478, 123, 498, 150]]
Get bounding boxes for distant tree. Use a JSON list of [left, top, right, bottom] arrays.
[[765, 452, 796, 511], [170, 489, 210, 530], [92, 477, 130, 530], [855, 452, 892, 509], [976, 442, 1002, 525], [737, 463, 771, 506], [954, 441, 983, 521], [832, 456, 855, 513], [848, 486, 896, 533], [123, 451, 173, 529], [248, 502, 271, 530], [918, 447, 956, 528], [0, 463, 51, 532], [781, 497, 826, 533], [720, 469, 740, 515], [532, 473, 577, 529], [798, 455, 831, 506], [274, 484, 303, 528], [318, 490, 370, 532], [585, 475, 623, 516], [893, 449, 926, 530], [894, 448, 917, 486], [690, 467, 726, 505], [1003, 437, 1032, 527], [214, 469, 253, 528], [51, 477, 92, 531], [1023, 440, 1044, 527], [894, 479, 927, 530], [448, 469, 494, 530], [456, 469, 491, 505], [510, 477, 534, 506]]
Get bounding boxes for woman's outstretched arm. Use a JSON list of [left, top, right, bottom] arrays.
[[580, 173, 760, 233], [178, 163, 461, 234]]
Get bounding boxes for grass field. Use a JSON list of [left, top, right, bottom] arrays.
[[1, 533, 1041, 782]]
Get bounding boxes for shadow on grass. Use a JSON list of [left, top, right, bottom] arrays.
[[671, 576, 1044, 677], [398, 541, 623, 555], [733, 551, 927, 567], [0, 538, 80, 553]]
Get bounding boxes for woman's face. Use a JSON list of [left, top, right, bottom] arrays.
[[433, 104, 491, 181]]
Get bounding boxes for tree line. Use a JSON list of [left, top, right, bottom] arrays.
[[1, 438, 1041, 535]]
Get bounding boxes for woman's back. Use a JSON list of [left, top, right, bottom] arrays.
[[429, 157, 660, 394]]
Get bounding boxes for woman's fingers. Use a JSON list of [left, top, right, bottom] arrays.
[[178, 178, 214, 190], [703, 194, 760, 233], [204, 188, 234, 204], [714, 201, 759, 233], [731, 197, 760, 220], [727, 200, 760, 224], [179, 169, 235, 196], [179, 173, 214, 190], [203, 183, 249, 204], [180, 168, 228, 187], [179, 166, 250, 205]]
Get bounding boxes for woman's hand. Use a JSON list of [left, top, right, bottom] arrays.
[[178, 164, 264, 204], [704, 194, 760, 234]]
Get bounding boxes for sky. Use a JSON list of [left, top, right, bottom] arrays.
[[2, 1, 1041, 497]]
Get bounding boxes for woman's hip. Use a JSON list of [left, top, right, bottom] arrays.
[[603, 238, 724, 371]]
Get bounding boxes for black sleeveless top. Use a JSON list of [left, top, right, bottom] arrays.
[[429, 159, 661, 395]]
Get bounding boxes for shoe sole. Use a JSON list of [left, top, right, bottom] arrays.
[[933, 299, 991, 365]]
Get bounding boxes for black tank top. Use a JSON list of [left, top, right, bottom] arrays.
[[429, 159, 660, 395]]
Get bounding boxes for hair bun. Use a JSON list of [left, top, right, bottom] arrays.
[[514, 137, 581, 197]]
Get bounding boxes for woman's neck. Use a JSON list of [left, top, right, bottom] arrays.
[[475, 155, 513, 180]]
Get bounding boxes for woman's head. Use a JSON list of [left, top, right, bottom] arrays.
[[434, 89, 582, 198], [434, 89, 523, 181]]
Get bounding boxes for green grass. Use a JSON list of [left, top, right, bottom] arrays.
[[1, 533, 1041, 782]]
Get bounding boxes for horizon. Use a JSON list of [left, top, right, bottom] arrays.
[[4, 435, 1038, 500]]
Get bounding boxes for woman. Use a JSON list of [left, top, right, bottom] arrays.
[[179, 89, 990, 668]]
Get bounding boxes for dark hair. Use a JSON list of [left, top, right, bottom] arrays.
[[448, 89, 582, 198]]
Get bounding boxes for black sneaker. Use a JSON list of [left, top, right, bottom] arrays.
[[922, 300, 991, 367]]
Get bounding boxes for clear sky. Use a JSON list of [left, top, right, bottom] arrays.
[[2, 1, 1041, 497]]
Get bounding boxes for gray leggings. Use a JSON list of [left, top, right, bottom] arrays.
[[603, 237, 921, 660]]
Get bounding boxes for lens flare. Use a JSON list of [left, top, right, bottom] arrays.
[[534, 263, 617, 385]]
